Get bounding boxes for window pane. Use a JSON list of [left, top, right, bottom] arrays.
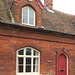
[[29, 8, 34, 17], [18, 49, 24, 55], [29, 16, 34, 25], [26, 58, 31, 64], [33, 58, 38, 72], [18, 57, 23, 64], [33, 58, 38, 64], [33, 65, 38, 72], [26, 66, 31, 72], [33, 50, 39, 56], [26, 58, 31, 72], [23, 7, 28, 16], [18, 65, 23, 72], [23, 15, 28, 24], [26, 48, 31, 55]]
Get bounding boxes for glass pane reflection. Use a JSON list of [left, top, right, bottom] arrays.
[[26, 66, 31, 72], [18, 49, 24, 55], [29, 8, 34, 17], [29, 16, 34, 25], [33, 50, 38, 56], [33, 58, 38, 72], [26, 48, 31, 55], [19, 66, 23, 72], [26, 58, 31, 64], [18, 57, 23, 64]]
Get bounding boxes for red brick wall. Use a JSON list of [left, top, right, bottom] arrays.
[[44, 0, 53, 9], [14, 0, 42, 27], [0, 24, 75, 75]]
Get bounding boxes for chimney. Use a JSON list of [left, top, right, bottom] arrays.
[[44, 0, 53, 9]]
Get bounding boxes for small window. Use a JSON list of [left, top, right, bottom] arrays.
[[17, 47, 40, 75], [22, 6, 35, 26]]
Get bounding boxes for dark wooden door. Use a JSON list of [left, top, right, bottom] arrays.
[[57, 54, 67, 75]]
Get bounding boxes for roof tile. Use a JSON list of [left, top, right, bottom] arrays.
[[42, 8, 75, 34]]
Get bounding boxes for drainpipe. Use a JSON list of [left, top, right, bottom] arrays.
[[9, 10, 14, 23], [9, 1, 14, 23], [56, 48, 58, 75]]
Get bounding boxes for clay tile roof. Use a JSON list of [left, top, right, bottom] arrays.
[[0, 0, 75, 35], [0, 0, 10, 23], [42, 8, 75, 34]]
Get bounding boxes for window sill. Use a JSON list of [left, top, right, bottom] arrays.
[[22, 23, 35, 26], [22, 23, 36, 28], [17, 73, 41, 75]]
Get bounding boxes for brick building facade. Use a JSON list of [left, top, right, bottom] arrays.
[[0, 0, 75, 75]]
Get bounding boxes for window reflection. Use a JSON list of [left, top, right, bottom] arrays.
[[26, 58, 31, 72], [19, 66, 23, 72], [29, 8, 34, 17], [33, 58, 38, 72], [33, 50, 38, 56], [26, 48, 31, 55], [23, 15, 28, 24], [18, 57, 23, 72], [23, 7, 28, 16], [18, 57, 23, 64], [18, 49, 24, 55], [26, 66, 31, 72], [26, 58, 31, 64]]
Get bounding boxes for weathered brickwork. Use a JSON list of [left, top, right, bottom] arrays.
[[44, 0, 53, 9], [0, 0, 75, 75], [14, 0, 42, 27], [0, 23, 75, 75]]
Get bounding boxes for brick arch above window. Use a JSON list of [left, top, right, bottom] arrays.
[[22, 4, 37, 12]]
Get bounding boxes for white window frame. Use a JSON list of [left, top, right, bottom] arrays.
[[16, 47, 40, 75], [22, 6, 35, 26]]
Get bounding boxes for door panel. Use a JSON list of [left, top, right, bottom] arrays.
[[57, 54, 67, 75]]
